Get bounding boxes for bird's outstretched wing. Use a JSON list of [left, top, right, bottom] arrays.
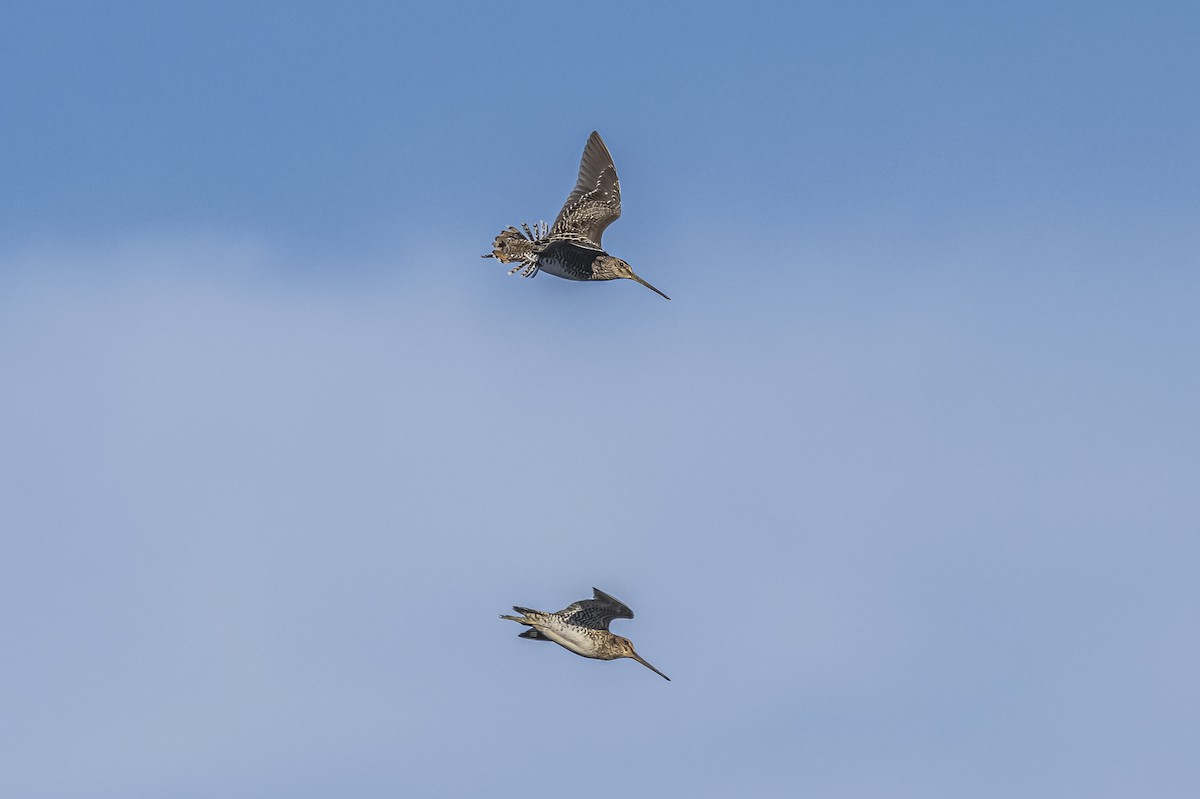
[[557, 587, 635, 631], [551, 131, 622, 248]]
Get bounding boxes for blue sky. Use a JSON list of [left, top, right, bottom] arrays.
[[2, 2, 1198, 797]]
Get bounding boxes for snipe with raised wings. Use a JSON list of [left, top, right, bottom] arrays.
[[483, 132, 670, 300]]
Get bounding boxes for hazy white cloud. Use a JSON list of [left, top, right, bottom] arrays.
[[2, 233, 1198, 797]]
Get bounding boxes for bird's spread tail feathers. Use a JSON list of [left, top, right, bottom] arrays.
[[482, 222, 548, 277]]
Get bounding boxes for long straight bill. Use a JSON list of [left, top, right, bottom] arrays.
[[631, 652, 671, 681], [631, 274, 671, 301]]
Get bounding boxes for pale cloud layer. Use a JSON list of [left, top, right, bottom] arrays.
[[2, 236, 1197, 797]]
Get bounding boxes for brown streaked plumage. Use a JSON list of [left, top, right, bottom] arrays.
[[482, 132, 670, 300], [500, 587, 670, 680]]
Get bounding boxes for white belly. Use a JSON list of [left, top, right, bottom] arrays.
[[538, 621, 603, 658]]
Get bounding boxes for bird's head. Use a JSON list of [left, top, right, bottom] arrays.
[[599, 257, 671, 300], [616, 636, 671, 681]]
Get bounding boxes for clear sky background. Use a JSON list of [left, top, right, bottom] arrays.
[[2, 2, 1198, 797]]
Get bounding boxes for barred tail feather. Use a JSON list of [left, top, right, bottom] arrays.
[[482, 221, 548, 278]]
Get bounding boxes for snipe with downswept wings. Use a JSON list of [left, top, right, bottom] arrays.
[[483, 132, 670, 300], [500, 587, 670, 680]]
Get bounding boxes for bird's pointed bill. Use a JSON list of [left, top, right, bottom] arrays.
[[631, 274, 671, 301], [631, 651, 671, 681]]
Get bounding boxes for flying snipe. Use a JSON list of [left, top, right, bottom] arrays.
[[483, 132, 670, 300], [500, 587, 671, 680]]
